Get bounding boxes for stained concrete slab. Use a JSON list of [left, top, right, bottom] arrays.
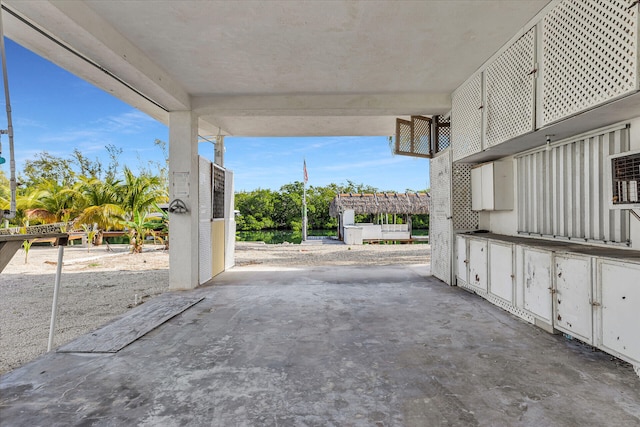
[[1, 264, 639, 426]]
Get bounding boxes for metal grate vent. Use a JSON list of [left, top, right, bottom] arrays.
[[452, 74, 483, 161], [395, 119, 412, 155], [430, 150, 452, 285], [486, 27, 536, 147], [394, 116, 432, 158], [435, 116, 451, 153], [452, 163, 478, 230], [411, 116, 432, 157], [542, 0, 638, 125], [213, 165, 225, 218], [611, 151, 640, 206]]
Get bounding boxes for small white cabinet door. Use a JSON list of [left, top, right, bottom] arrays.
[[554, 254, 593, 344], [522, 248, 553, 323], [456, 235, 468, 285], [471, 162, 513, 211], [471, 168, 483, 211], [489, 242, 514, 304], [598, 260, 640, 366], [481, 163, 495, 210], [468, 239, 488, 291]]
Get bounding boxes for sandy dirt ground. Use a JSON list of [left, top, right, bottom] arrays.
[[0, 241, 430, 374]]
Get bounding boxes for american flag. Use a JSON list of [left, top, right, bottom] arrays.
[[303, 159, 308, 183]]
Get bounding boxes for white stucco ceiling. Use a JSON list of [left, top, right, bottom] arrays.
[[3, 0, 551, 136]]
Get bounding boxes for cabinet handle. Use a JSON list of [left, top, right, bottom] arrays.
[[510, 274, 515, 279], [464, 260, 469, 264], [548, 287, 556, 294], [591, 301, 601, 307]]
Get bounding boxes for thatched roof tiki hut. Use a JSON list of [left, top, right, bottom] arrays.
[[329, 193, 430, 243]]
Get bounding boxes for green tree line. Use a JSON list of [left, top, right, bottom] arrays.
[[235, 180, 430, 232], [1, 148, 429, 245]]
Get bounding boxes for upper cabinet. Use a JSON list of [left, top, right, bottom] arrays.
[[452, 74, 483, 162], [471, 161, 513, 211], [540, 0, 639, 126], [450, 0, 640, 163], [485, 28, 536, 147]]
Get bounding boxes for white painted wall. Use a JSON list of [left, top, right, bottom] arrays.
[[343, 210, 355, 225]]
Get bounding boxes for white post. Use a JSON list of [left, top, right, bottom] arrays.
[[302, 183, 308, 241], [47, 245, 65, 352], [169, 111, 200, 290], [215, 135, 224, 167]]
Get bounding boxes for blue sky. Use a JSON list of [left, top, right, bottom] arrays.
[[2, 39, 430, 192]]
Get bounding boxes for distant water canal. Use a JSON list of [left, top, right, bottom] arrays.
[[236, 228, 429, 244], [235, 229, 335, 244]]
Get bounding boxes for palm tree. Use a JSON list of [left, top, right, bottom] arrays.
[[119, 167, 166, 218], [24, 179, 78, 224], [74, 176, 125, 243]]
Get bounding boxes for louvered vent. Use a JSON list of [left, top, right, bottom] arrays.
[[610, 150, 640, 208]]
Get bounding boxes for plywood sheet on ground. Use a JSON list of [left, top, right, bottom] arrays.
[[57, 295, 204, 353]]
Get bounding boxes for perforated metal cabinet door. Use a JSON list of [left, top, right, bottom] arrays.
[[541, 0, 639, 126], [597, 259, 640, 366], [522, 248, 553, 324], [554, 254, 594, 344], [485, 27, 535, 147], [488, 242, 515, 305], [468, 239, 488, 292], [452, 74, 483, 162]]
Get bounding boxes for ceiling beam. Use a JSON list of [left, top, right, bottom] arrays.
[[192, 93, 452, 117]]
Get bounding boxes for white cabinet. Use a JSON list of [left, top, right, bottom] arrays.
[[468, 239, 488, 291], [455, 235, 468, 285], [471, 161, 513, 211], [521, 248, 553, 326], [597, 260, 640, 366], [488, 242, 514, 304], [455, 235, 487, 292], [452, 74, 483, 162], [554, 254, 594, 344]]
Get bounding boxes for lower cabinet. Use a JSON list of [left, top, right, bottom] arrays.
[[454, 233, 640, 375], [521, 248, 553, 326], [553, 254, 594, 344], [455, 235, 468, 285], [598, 260, 640, 367], [488, 242, 514, 304], [468, 239, 487, 291]]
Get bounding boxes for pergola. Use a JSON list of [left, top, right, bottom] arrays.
[[329, 193, 430, 217]]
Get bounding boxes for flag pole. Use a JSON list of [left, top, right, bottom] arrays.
[[303, 159, 308, 241]]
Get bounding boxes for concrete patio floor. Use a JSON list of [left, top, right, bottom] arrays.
[[1, 264, 639, 426]]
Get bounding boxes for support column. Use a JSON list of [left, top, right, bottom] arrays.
[[215, 135, 224, 167], [169, 111, 199, 290]]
